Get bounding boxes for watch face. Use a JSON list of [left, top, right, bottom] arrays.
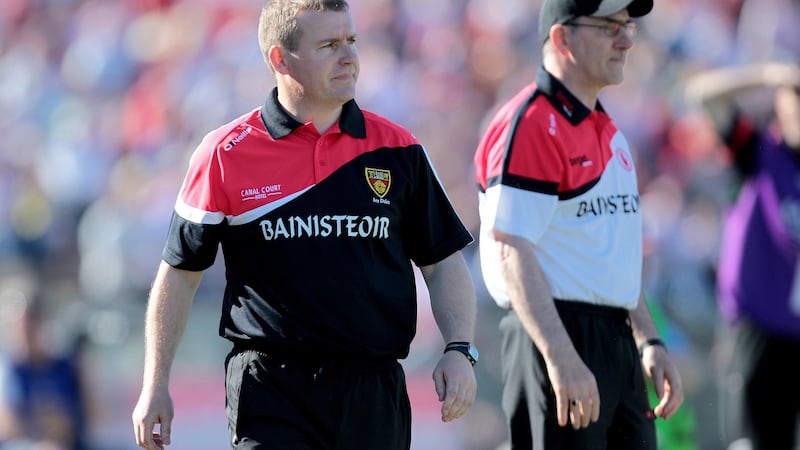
[[469, 345, 479, 362]]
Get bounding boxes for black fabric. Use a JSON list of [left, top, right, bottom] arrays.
[[499, 302, 656, 450], [260, 87, 366, 139], [163, 127, 472, 359], [162, 212, 226, 271], [225, 348, 411, 450], [719, 318, 800, 450], [210, 146, 470, 358]]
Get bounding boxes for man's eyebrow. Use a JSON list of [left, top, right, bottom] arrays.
[[318, 32, 357, 45], [598, 16, 634, 24]]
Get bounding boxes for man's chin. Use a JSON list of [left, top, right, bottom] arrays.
[[606, 72, 625, 86], [332, 89, 356, 104]]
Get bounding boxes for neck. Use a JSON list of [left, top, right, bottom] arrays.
[[544, 58, 600, 110], [277, 88, 343, 134]]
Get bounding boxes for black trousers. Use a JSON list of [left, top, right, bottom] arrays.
[[500, 301, 656, 450], [224, 347, 411, 450], [719, 318, 800, 450]]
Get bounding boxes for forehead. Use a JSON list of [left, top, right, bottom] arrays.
[[295, 9, 355, 42]]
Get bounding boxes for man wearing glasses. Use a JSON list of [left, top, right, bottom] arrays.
[[474, 0, 684, 448]]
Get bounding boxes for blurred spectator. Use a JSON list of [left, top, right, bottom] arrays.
[[0, 293, 91, 450], [685, 61, 800, 450]]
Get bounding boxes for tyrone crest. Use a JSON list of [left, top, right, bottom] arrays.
[[365, 167, 391, 198]]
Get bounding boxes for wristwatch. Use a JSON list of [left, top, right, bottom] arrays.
[[444, 341, 479, 366]]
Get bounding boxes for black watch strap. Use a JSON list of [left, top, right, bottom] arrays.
[[638, 337, 667, 356], [444, 341, 478, 366]]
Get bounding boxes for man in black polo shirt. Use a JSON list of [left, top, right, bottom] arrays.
[[474, 0, 683, 448], [131, 1, 478, 449]]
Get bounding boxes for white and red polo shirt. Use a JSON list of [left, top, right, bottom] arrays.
[[163, 88, 472, 358], [475, 68, 642, 310]]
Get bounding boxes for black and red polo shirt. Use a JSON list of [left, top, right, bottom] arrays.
[[163, 88, 472, 359], [475, 68, 643, 310]]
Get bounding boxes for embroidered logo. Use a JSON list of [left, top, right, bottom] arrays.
[[616, 147, 633, 171], [241, 184, 283, 201], [569, 154, 593, 167], [224, 126, 252, 151], [365, 167, 391, 199]]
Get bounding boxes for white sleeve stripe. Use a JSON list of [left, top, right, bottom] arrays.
[[174, 187, 314, 226], [175, 198, 226, 225], [226, 188, 311, 226]]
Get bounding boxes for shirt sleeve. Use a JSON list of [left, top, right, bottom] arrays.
[[404, 145, 473, 266], [482, 115, 563, 244], [162, 133, 230, 271]]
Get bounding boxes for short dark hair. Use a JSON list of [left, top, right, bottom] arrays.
[[258, 0, 350, 58]]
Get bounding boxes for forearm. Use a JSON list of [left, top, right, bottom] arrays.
[[141, 261, 202, 391], [630, 291, 684, 418], [628, 291, 661, 348], [686, 62, 800, 105], [495, 232, 573, 361], [421, 252, 476, 343]]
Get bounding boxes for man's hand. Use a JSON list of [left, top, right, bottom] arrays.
[[132, 385, 174, 449], [641, 345, 684, 419], [432, 350, 477, 422], [544, 348, 601, 429]]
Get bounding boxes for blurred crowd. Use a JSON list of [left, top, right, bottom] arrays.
[[1, 0, 799, 449]]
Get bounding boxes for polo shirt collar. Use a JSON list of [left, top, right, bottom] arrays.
[[260, 87, 366, 139], [536, 67, 606, 125]]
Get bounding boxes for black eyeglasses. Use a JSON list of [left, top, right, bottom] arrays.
[[565, 18, 638, 37]]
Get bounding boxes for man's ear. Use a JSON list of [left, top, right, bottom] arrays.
[[268, 45, 289, 74], [551, 25, 570, 54]]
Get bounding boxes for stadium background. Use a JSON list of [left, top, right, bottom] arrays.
[[1, 0, 798, 448]]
